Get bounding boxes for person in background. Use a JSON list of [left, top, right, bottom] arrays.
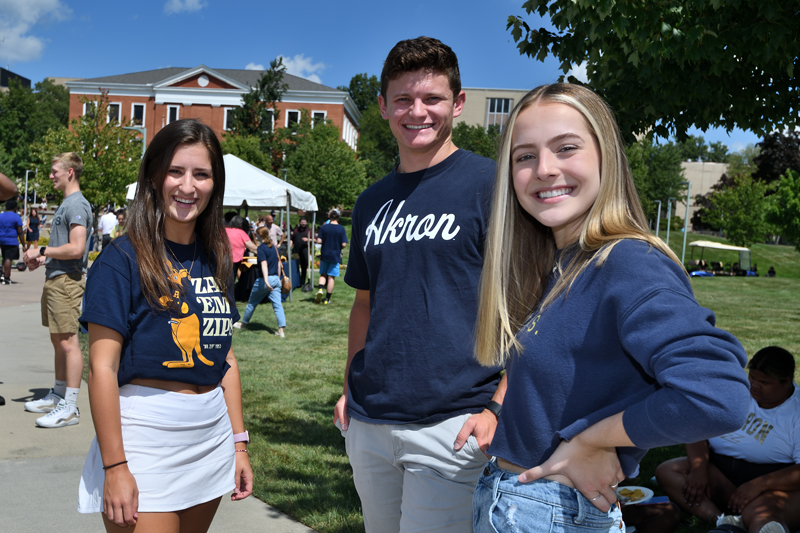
[[22, 152, 93, 428], [471, 83, 749, 533], [263, 214, 284, 249], [291, 216, 311, 285], [225, 215, 257, 278], [656, 346, 800, 533], [314, 209, 347, 305], [98, 207, 118, 251], [76, 118, 252, 530], [0, 199, 24, 285], [26, 207, 41, 251], [233, 226, 286, 337], [110, 209, 127, 240]]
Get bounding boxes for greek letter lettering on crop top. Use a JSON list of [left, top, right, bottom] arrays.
[[80, 236, 240, 387]]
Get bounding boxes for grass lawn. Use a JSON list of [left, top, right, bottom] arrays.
[[79, 232, 800, 533]]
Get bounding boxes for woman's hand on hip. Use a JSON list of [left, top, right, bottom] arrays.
[[518, 437, 624, 512], [103, 465, 139, 527]]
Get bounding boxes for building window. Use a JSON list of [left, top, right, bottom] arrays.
[[312, 111, 326, 128], [83, 101, 97, 119], [263, 109, 275, 133], [167, 105, 180, 124], [224, 108, 235, 131], [107, 102, 121, 124], [132, 103, 145, 126], [486, 98, 512, 130], [285, 109, 300, 128]]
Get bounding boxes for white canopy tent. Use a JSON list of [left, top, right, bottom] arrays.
[[688, 240, 751, 270], [126, 154, 320, 297]]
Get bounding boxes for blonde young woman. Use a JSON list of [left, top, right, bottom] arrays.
[[472, 84, 751, 533], [78, 119, 252, 532]]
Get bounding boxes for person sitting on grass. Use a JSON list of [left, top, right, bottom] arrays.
[[656, 346, 800, 533]]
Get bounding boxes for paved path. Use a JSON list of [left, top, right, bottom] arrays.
[[0, 265, 315, 532]]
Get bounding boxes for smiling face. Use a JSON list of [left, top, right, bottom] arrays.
[[511, 102, 601, 248], [379, 70, 465, 172], [50, 162, 72, 191], [161, 143, 214, 242]]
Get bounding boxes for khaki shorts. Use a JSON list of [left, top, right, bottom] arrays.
[[41, 272, 85, 334]]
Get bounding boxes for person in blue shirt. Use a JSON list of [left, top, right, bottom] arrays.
[[314, 208, 347, 305], [472, 84, 750, 533], [0, 199, 23, 285], [233, 226, 286, 336], [76, 119, 252, 530]]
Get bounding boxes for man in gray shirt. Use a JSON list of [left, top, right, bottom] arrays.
[[23, 152, 92, 428]]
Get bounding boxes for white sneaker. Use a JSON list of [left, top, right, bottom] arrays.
[[233, 321, 247, 329], [758, 522, 785, 533], [35, 400, 80, 428], [717, 515, 745, 529], [315, 289, 324, 304], [24, 389, 64, 413]]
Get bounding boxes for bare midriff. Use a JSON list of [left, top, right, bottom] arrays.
[[130, 378, 217, 394]]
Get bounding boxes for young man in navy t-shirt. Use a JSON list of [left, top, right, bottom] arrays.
[[314, 208, 347, 305], [335, 37, 507, 532]]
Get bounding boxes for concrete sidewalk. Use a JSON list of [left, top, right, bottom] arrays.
[[0, 266, 315, 532]]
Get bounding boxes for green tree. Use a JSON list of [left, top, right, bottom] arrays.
[[677, 135, 729, 163], [29, 93, 140, 207], [768, 170, 800, 251], [508, 1, 800, 140], [338, 73, 381, 113], [358, 101, 398, 182], [220, 134, 271, 172], [227, 58, 288, 174], [452, 123, 501, 160], [626, 138, 685, 221], [0, 78, 70, 178], [703, 174, 773, 247], [753, 131, 800, 185], [726, 144, 760, 178], [285, 125, 368, 212]]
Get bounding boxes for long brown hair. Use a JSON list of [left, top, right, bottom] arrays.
[[126, 119, 232, 309], [475, 84, 683, 367]]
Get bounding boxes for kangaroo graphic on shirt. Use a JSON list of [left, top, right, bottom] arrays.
[[160, 266, 214, 369]]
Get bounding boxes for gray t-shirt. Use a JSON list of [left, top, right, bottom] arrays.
[[46, 191, 92, 279]]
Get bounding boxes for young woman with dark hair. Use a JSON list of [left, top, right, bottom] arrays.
[[78, 119, 253, 532]]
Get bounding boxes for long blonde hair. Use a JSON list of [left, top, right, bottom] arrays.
[[474, 84, 684, 367]]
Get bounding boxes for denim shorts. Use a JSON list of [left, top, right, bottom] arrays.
[[474, 460, 624, 533]]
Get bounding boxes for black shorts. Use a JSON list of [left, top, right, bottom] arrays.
[[710, 450, 794, 487], [1, 244, 19, 261]]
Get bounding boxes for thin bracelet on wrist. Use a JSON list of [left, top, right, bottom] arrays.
[[103, 460, 128, 470]]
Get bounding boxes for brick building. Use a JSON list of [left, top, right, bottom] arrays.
[[65, 65, 360, 150]]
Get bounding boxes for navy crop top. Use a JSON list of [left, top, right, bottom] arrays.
[[80, 236, 240, 387]]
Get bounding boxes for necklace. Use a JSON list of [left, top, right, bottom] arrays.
[[166, 239, 197, 280]]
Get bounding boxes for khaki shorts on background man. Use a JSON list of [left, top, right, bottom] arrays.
[[41, 272, 85, 334]]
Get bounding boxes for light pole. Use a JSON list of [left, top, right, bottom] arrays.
[[121, 126, 147, 159], [680, 181, 692, 265], [665, 197, 676, 245], [654, 200, 662, 237], [23, 169, 36, 225]]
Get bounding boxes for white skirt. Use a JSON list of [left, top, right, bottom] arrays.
[[78, 384, 235, 513]]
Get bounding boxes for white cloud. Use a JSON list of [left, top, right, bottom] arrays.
[[245, 62, 264, 71], [0, 0, 71, 63], [567, 61, 589, 83], [163, 0, 207, 15], [279, 54, 325, 84]]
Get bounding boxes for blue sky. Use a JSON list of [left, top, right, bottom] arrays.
[[1, 0, 760, 151]]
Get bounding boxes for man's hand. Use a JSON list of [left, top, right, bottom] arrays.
[[23, 248, 45, 271], [728, 479, 764, 514], [333, 394, 349, 430], [454, 410, 497, 454]]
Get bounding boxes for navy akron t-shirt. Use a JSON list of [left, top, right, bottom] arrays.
[[344, 149, 502, 424]]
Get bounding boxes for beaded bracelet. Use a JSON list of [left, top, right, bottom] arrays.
[[103, 460, 128, 470], [236, 449, 249, 454]]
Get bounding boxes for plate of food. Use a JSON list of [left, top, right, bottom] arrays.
[[616, 486, 654, 505]]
